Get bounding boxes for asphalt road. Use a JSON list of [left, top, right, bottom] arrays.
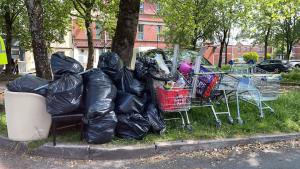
[[1, 140, 300, 169]]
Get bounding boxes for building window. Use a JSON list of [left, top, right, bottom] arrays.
[[139, 2, 144, 14], [137, 24, 144, 40], [157, 25, 162, 41], [96, 23, 102, 39], [156, 3, 161, 13], [238, 46, 241, 52]]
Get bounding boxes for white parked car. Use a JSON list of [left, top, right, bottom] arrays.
[[289, 60, 300, 68]]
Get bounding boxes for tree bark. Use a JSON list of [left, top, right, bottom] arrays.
[[192, 38, 197, 51], [4, 9, 12, 74], [218, 41, 225, 68], [25, 0, 52, 80], [264, 27, 271, 60], [224, 30, 230, 65], [286, 43, 292, 61], [85, 15, 94, 69], [112, 0, 140, 67], [218, 30, 227, 68], [224, 43, 228, 65]]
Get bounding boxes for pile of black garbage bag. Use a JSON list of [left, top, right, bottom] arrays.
[[99, 52, 165, 140], [7, 52, 165, 144]]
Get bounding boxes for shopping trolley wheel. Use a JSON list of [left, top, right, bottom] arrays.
[[159, 128, 166, 135], [237, 118, 244, 125], [215, 121, 222, 128], [259, 114, 264, 119], [186, 124, 193, 132], [227, 116, 234, 125]]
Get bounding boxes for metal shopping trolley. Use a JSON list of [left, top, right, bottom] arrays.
[[227, 74, 281, 124], [137, 51, 193, 131], [154, 84, 193, 131]]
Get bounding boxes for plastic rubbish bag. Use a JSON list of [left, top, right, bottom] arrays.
[[83, 68, 117, 119], [143, 104, 166, 134], [115, 91, 145, 115], [84, 111, 118, 144], [116, 113, 150, 140], [197, 66, 218, 98], [7, 75, 49, 96], [117, 68, 145, 97], [154, 54, 170, 74], [46, 74, 83, 115], [134, 57, 157, 80], [134, 59, 147, 80], [51, 52, 84, 76], [98, 52, 123, 82]]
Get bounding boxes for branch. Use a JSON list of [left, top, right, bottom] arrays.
[[70, 13, 85, 19], [71, 0, 86, 17], [11, 4, 25, 23]]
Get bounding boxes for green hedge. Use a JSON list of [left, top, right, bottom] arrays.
[[266, 53, 271, 59], [243, 52, 259, 62]]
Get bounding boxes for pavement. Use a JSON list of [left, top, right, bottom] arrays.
[[0, 139, 300, 169]]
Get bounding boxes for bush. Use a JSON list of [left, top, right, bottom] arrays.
[[266, 53, 272, 59], [243, 52, 259, 63], [221, 64, 231, 72]]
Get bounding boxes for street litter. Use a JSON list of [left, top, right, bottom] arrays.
[[4, 48, 282, 143]]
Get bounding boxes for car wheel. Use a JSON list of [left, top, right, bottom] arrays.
[[295, 64, 300, 68], [274, 68, 280, 73]]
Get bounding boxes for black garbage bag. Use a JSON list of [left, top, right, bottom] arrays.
[[7, 75, 49, 96], [134, 57, 156, 80], [143, 104, 166, 134], [98, 52, 123, 82], [46, 74, 83, 115], [134, 59, 148, 80], [83, 68, 117, 119], [117, 68, 145, 97], [115, 91, 145, 115], [84, 111, 118, 144], [51, 52, 84, 76], [116, 113, 150, 140]]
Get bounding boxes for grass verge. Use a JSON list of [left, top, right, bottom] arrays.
[[281, 69, 300, 83], [1, 91, 300, 146], [0, 112, 7, 137], [0, 74, 21, 82]]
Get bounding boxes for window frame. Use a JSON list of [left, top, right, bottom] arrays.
[[137, 24, 144, 40], [156, 3, 160, 13], [139, 2, 144, 14], [156, 25, 162, 41]]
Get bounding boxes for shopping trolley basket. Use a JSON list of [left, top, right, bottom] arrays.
[[154, 84, 193, 131]]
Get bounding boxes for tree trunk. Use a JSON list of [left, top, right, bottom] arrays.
[[191, 38, 197, 51], [286, 43, 292, 61], [85, 15, 94, 69], [264, 27, 271, 60], [218, 30, 227, 68], [224, 30, 230, 64], [25, 0, 52, 80], [218, 41, 225, 68], [281, 42, 284, 59], [224, 43, 228, 64], [112, 0, 140, 67], [4, 10, 12, 74]]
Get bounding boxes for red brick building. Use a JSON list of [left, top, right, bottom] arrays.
[[292, 43, 300, 60], [72, 0, 167, 67], [71, 1, 279, 66], [204, 41, 273, 65]]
